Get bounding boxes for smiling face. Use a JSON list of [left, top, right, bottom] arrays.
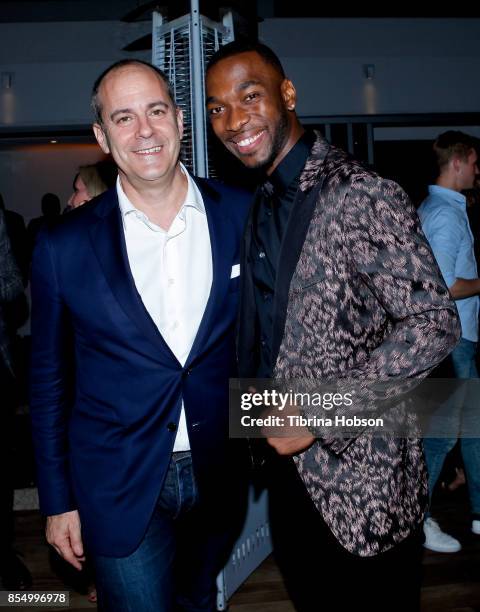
[[93, 64, 183, 191], [206, 51, 303, 174]]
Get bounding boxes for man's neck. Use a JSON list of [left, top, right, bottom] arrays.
[[266, 123, 305, 176], [436, 174, 462, 194], [119, 165, 188, 230]]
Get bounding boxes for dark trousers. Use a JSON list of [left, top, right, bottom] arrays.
[[0, 366, 16, 555], [92, 452, 240, 612], [266, 454, 424, 612]]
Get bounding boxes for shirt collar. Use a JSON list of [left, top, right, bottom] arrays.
[[428, 184, 467, 208], [117, 162, 205, 228], [267, 130, 315, 196]]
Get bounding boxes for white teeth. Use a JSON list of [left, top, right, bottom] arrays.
[[136, 146, 162, 154], [237, 131, 264, 147]]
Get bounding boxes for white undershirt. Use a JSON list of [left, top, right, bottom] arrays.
[[117, 165, 212, 451]]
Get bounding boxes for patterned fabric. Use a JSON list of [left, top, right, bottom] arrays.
[[0, 209, 23, 373], [273, 134, 461, 556]]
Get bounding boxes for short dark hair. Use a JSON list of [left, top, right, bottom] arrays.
[[206, 39, 285, 79], [433, 130, 477, 171], [91, 59, 176, 125], [41, 193, 61, 216]]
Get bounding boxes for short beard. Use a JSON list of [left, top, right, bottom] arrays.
[[253, 107, 290, 172]]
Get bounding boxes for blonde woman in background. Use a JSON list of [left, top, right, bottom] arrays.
[[66, 161, 116, 211]]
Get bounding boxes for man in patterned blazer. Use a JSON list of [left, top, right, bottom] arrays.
[[206, 40, 460, 611]]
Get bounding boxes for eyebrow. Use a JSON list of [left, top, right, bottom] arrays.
[[206, 80, 262, 105], [109, 100, 169, 122]]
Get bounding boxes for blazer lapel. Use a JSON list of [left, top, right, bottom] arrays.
[[88, 189, 178, 360], [271, 136, 330, 366], [185, 179, 236, 366]]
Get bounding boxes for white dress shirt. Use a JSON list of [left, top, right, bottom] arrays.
[[117, 165, 212, 451]]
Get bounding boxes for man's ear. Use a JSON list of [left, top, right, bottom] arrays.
[[451, 155, 464, 173], [93, 123, 110, 154], [176, 107, 184, 140], [281, 79, 297, 112]]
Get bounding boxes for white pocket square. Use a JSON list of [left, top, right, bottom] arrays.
[[230, 264, 240, 279]]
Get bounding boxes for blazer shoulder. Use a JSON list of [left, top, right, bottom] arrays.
[[31, 191, 117, 266], [46, 189, 117, 241], [194, 176, 253, 223], [324, 144, 380, 186]]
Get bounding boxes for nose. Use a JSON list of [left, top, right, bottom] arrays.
[[226, 106, 249, 132], [136, 114, 154, 139]]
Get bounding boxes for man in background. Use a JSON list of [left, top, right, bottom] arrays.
[[418, 130, 480, 553], [26, 192, 61, 259]]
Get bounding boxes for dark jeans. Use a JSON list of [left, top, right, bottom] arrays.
[[266, 454, 424, 612], [92, 452, 234, 612], [424, 338, 480, 515], [0, 366, 16, 555]]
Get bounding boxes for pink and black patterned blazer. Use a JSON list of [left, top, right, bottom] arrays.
[[237, 133, 461, 556]]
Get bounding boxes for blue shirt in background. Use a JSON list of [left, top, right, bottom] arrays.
[[418, 185, 479, 342]]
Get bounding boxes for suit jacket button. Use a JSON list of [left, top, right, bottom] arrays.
[[167, 422, 177, 432]]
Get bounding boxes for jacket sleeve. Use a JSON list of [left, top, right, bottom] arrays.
[[315, 176, 461, 454], [344, 175, 460, 381], [0, 210, 23, 304], [29, 229, 76, 515]]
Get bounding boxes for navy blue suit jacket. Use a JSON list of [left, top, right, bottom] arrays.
[[30, 178, 251, 557]]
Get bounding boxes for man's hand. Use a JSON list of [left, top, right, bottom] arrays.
[[267, 434, 316, 456], [46, 510, 85, 570]]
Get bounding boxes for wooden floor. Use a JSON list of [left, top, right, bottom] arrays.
[[8, 487, 480, 612]]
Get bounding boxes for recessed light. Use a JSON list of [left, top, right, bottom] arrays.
[[50, 140, 57, 144]]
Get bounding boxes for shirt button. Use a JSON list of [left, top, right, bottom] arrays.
[[259, 251, 266, 259], [167, 422, 177, 432], [168, 278, 175, 286], [172, 321, 178, 329]]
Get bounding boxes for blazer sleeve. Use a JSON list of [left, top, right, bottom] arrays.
[[312, 176, 461, 455], [344, 175, 461, 381], [30, 230, 76, 515], [0, 210, 23, 304]]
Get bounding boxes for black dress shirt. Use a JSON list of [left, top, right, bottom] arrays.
[[250, 131, 315, 377]]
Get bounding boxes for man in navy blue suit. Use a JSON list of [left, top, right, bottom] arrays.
[[30, 59, 250, 611]]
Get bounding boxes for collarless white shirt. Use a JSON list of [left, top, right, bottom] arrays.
[[117, 164, 212, 451]]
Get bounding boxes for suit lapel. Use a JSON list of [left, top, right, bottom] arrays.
[[271, 136, 330, 367], [185, 179, 236, 366], [88, 189, 178, 360]]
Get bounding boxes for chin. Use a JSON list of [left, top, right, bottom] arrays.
[[239, 151, 270, 169]]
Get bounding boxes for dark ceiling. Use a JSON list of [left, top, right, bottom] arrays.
[[0, 0, 479, 23]]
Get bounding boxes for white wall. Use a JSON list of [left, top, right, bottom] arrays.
[[1, 17, 479, 220], [259, 18, 480, 117], [0, 20, 150, 127], [1, 18, 480, 127]]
